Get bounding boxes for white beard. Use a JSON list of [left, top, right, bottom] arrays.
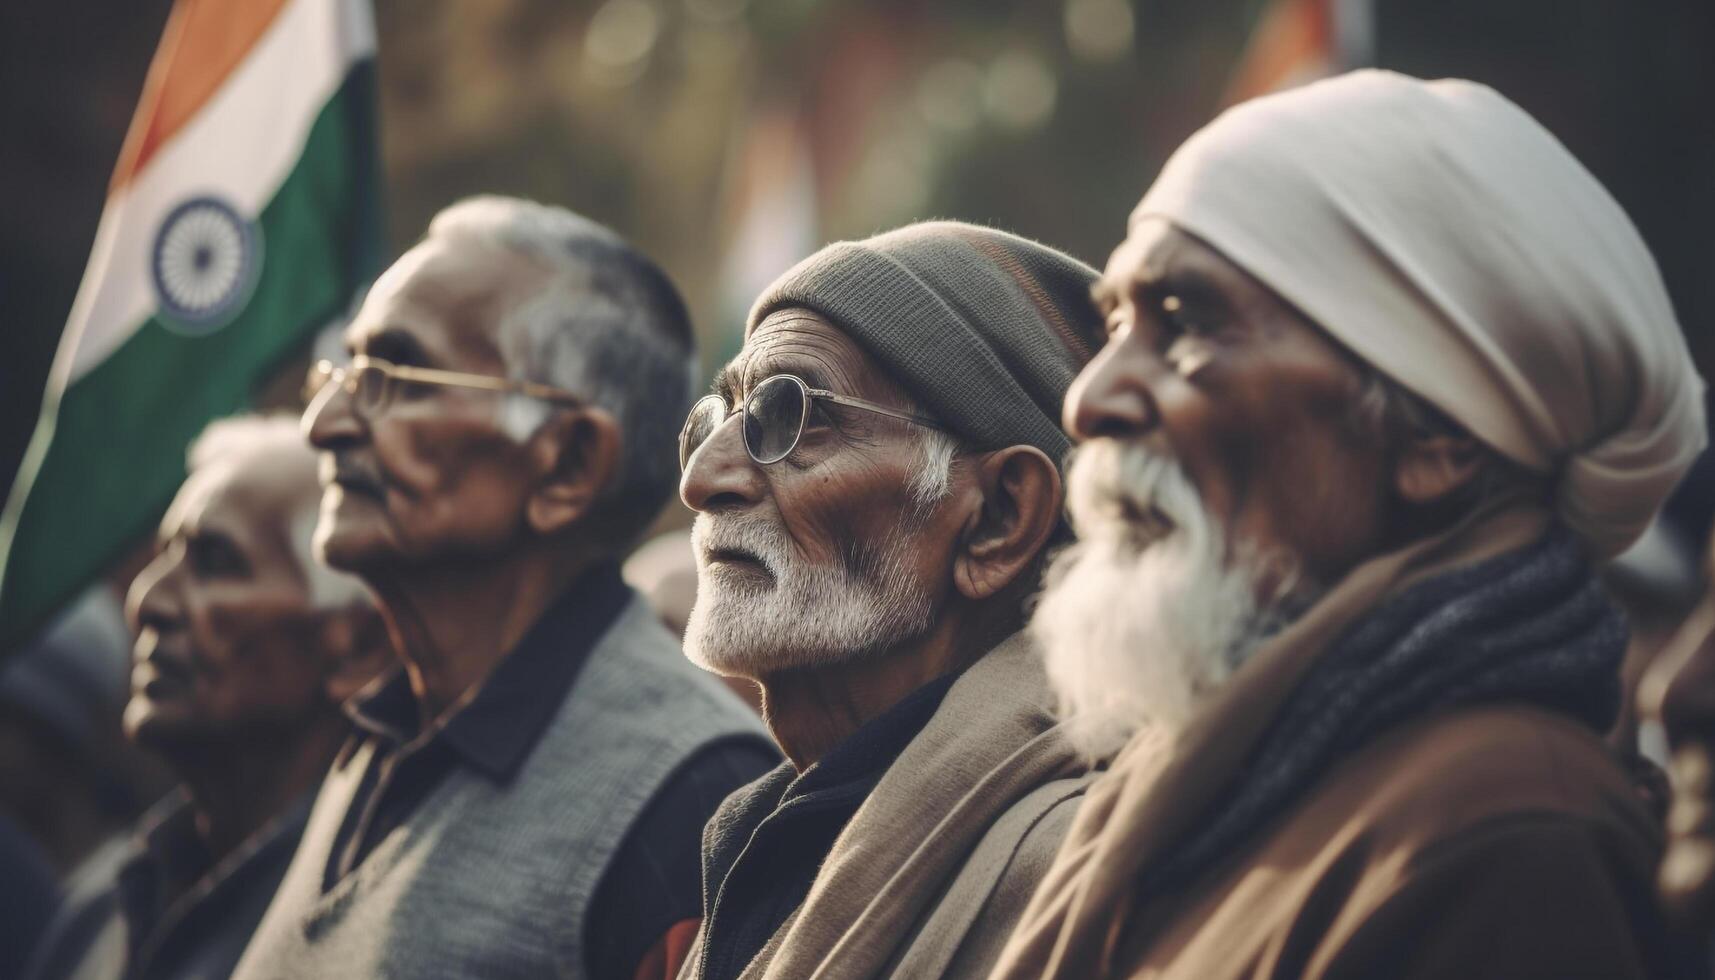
[[1031, 440, 1285, 762], [684, 508, 935, 677]]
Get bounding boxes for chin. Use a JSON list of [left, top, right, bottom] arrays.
[[684, 589, 817, 677], [123, 698, 197, 749], [683, 578, 929, 679], [315, 519, 397, 574]]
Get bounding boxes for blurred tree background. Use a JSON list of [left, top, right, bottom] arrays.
[[2, 0, 1712, 527]]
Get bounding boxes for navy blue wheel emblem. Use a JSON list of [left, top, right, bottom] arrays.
[[150, 195, 262, 334]]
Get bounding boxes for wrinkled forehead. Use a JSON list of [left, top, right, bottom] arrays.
[[1098, 218, 1321, 328], [722, 307, 911, 407], [344, 235, 555, 372], [1101, 219, 1234, 295], [163, 454, 315, 557]]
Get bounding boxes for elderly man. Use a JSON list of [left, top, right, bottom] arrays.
[[26, 415, 390, 980], [233, 197, 775, 980], [676, 221, 1106, 979], [991, 71, 1706, 979]]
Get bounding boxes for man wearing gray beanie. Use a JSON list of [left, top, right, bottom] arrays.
[[675, 221, 1105, 980]]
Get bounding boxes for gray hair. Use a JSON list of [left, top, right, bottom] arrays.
[[906, 426, 963, 514], [427, 196, 697, 547], [187, 415, 369, 611], [1346, 367, 1542, 510]]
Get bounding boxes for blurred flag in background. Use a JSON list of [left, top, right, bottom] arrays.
[[0, 0, 381, 651], [1223, 0, 1372, 104]]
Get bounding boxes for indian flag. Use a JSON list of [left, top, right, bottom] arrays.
[[1222, 0, 1373, 106], [0, 0, 381, 649]]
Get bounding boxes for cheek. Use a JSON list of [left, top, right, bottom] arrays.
[[1243, 391, 1387, 570], [208, 607, 324, 713], [193, 591, 324, 715], [772, 455, 926, 569], [772, 469, 862, 567], [1157, 395, 1237, 516], [374, 416, 530, 548], [1173, 351, 1383, 565]]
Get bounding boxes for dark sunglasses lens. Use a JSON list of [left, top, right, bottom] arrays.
[[680, 396, 727, 469], [745, 376, 807, 464]]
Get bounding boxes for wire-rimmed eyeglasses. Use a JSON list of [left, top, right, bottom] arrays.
[[302, 356, 582, 420], [678, 373, 945, 469]]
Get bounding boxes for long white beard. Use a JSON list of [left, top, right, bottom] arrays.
[[1031, 440, 1281, 761], [684, 509, 936, 676]]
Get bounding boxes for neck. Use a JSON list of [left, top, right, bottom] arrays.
[[171, 708, 348, 860], [757, 606, 979, 771], [370, 547, 594, 725]]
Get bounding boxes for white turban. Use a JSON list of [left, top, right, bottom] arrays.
[[1134, 69, 1705, 558]]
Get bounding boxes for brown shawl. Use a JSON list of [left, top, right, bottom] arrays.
[[989, 505, 1554, 978]]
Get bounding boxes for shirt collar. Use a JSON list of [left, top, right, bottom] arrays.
[[119, 791, 208, 918], [116, 788, 315, 952], [790, 671, 958, 798], [343, 562, 634, 783]]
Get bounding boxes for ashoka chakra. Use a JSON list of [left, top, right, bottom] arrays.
[[150, 195, 262, 334]]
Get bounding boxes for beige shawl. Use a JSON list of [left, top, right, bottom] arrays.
[[682, 633, 1094, 980], [989, 505, 1552, 978]]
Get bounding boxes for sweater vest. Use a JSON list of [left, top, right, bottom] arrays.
[[230, 597, 769, 979]]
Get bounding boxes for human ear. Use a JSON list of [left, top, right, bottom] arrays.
[[1394, 434, 1483, 505], [952, 445, 1061, 601], [524, 407, 622, 536], [319, 603, 394, 705]]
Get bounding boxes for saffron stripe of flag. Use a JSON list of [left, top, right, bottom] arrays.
[[0, 0, 381, 650]]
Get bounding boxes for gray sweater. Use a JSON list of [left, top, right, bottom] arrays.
[[231, 597, 768, 979]]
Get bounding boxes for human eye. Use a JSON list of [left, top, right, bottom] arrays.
[[1160, 294, 1213, 337], [1160, 295, 1220, 377], [1102, 305, 1132, 340], [188, 532, 251, 579], [392, 371, 437, 401]]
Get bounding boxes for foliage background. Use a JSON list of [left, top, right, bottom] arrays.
[[1, 0, 1711, 533]]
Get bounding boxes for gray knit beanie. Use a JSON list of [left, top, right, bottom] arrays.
[[745, 221, 1105, 465]]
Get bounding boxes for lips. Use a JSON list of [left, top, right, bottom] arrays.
[[703, 547, 774, 582], [330, 456, 385, 498], [134, 636, 196, 699]]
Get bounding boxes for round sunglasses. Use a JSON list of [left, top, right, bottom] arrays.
[[679, 374, 945, 469]]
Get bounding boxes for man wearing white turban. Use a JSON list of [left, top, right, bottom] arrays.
[[992, 70, 1706, 979]]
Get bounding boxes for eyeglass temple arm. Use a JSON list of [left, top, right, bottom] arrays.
[[360, 360, 582, 405], [810, 388, 945, 431]]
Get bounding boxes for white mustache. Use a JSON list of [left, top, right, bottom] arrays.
[[1064, 439, 1197, 545], [692, 512, 789, 579]]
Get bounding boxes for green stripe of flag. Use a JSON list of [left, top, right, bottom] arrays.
[[0, 61, 381, 651]]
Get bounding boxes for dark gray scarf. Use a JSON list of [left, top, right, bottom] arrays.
[[1149, 525, 1627, 898]]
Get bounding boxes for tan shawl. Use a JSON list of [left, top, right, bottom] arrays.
[[988, 505, 1552, 978], [682, 633, 1094, 980]]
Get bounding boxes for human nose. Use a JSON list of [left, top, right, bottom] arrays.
[[681, 411, 764, 513], [127, 550, 185, 639], [304, 372, 365, 450], [1064, 332, 1163, 442]]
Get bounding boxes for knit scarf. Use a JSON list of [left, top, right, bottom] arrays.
[[1146, 523, 1624, 899]]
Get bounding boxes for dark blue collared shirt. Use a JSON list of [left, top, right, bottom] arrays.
[[693, 673, 957, 980]]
